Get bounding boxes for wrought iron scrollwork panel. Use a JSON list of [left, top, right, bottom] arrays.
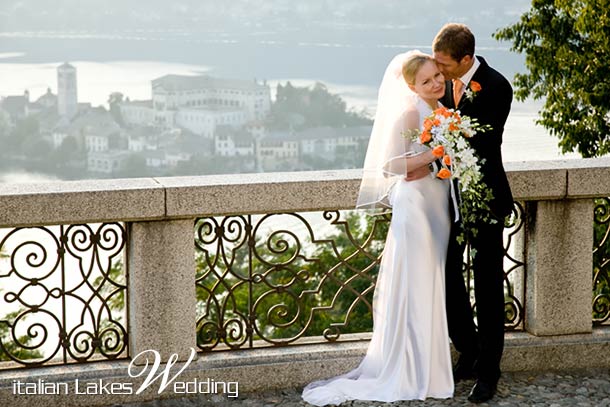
[[593, 197, 610, 325], [463, 202, 526, 331], [501, 202, 526, 330], [0, 223, 128, 368], [195, 210, 390, 350], [195, 205, 526, 352]]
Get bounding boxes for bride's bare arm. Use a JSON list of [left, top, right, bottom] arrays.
[[403, 110, 440, 174], [405, 164, 432, 181], [382, 109, 443, 177]]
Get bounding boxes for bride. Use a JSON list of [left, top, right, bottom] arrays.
[[302, 51, 453, 405]]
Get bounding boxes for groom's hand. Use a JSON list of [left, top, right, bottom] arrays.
[[405, 165, 430, 181]]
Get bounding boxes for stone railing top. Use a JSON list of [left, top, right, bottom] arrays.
[[1, 158, 609, 227], [0, 178, 165, 228], [504, 157, 610, 199]]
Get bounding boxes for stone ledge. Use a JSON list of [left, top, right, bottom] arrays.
[[158, 170, 362, 218], [3, 329, 610, 407], [1, 158, 610, 227], [0, 178, 165, 228], [503, 328, 610, 371], [504, 160, 567, 200], [567, 157, 610, 197]]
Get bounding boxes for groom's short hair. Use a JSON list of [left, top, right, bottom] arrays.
[[433, 23, 475, 62]]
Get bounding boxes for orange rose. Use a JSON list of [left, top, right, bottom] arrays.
[[437, 168, 451, 179], [435, 107, 452, 118], [423, 118, 433, 131], [449, 122, 459, 132], [420, 130, 432, 143], [443, 154, 451, 166], [432, 145, 444, 158], [469, 81, 482, 92]]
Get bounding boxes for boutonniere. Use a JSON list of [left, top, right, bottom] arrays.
[[464, 81, 482, 102]]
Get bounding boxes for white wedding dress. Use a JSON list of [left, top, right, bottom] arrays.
[[302, 97, 453, 406]]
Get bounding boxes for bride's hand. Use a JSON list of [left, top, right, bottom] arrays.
[[405, 165, 430, 181]]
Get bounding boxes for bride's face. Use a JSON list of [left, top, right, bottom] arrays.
[[410, 61, 446, 101]]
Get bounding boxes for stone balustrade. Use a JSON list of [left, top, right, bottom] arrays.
[[0, 157, 610, 406]]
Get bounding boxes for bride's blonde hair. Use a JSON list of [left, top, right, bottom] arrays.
[[402, 52, 434, 86]]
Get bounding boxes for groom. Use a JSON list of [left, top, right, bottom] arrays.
[[433, 23, 513, 403]]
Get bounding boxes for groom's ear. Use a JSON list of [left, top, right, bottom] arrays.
[[408, 84, 416, 93], [460, 55, 473, 65]]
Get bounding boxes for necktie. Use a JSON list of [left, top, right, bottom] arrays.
[[453, 79, 463, 107]]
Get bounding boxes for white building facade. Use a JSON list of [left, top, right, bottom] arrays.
[[87, 151, 129, 173], [120, 101, 155, 126], [120, 75, 271, 138], [85, 134, 110, 152]]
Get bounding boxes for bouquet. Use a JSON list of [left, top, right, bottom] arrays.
[[409, 106, 495, 246]]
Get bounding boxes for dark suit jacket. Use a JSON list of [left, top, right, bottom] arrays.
[[441, 56, 514, 219]]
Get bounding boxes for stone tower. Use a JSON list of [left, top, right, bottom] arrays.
[[57, 62, 78, 120]]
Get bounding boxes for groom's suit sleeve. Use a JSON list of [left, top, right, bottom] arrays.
[[468, 69, 513, 152], [466, 61, 514, 219]]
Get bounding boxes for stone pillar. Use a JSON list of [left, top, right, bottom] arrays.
[[128, 219, 196, 361], [525, 199, 593, 335]]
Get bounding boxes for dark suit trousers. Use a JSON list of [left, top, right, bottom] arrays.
[[446, 218, 505, 384]]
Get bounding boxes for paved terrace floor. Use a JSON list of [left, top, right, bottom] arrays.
[[122, 369, 610, 407]]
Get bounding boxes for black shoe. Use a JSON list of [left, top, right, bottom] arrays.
[[453, 357, 476, 383], [467, 380, 497, 403]]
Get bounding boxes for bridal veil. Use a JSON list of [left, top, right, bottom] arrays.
[[356, 51, 425, 209]]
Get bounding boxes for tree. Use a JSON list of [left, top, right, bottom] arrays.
[[52, 135, 85, 168], [494, 0, 610, 158], [269, 81, 372, 131], [21, 137, 53, 161], [12, 116, 40, 141]]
